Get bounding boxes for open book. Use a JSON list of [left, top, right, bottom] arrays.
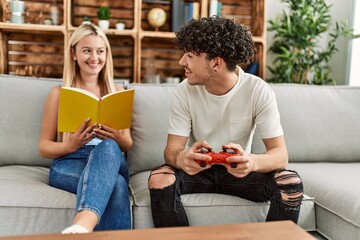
[[58, 87, 135, 132]]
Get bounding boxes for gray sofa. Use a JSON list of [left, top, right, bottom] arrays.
[[0, 74, 359, 239]]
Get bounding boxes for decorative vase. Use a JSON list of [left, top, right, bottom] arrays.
[[10, 14, 24, 24], [116, 22, 125, 30], [50, 4, 59, 25], [10, 0, 25, 24], [98, 20, 109, 30], [10, 0, 25, 13]]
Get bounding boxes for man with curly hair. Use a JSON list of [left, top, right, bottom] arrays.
[[148, 15, 304, 227]]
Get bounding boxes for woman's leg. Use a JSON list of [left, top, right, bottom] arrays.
[[95, 174, 131, 231], [49, 146, 94, 233], [49, 146, 91, 194], [51, 139, 131, 233], [75, 139, 131, 231]]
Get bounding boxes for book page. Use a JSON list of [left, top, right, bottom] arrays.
[[98, 89, 135, 130], [61, 87, 100, 100]]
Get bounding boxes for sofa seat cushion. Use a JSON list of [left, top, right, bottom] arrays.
[[0, 165, 75, 235], [129, 170, 316, 230], [289, 162, 360, 240]]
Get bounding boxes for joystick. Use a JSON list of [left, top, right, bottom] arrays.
[[196, 147, 238, 168]]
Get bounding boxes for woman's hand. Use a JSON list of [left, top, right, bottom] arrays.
[[65, 118, 96, 152], [93, 124, 133, 151]]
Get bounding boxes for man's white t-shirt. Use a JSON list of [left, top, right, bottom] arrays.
[[168, 67, 283, 153]]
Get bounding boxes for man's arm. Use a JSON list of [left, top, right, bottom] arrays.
[[164, 134, 213, 175], [164, 134, 188, 169], [251, 135, 288, 172], [225, 136, 288, 178]]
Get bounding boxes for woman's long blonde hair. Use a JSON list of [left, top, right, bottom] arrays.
[[62, 23, 116, 96], [60, 24, 116, 141]]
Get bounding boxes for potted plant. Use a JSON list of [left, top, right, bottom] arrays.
[[43, 17, 53, 25], [97, 6, 111, 30], [267, 0, 353, 85], [82, 16, 91, 25], [116, 20, 125, 30]]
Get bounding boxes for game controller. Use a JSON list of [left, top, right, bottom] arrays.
[[196, 147, 239, 168]]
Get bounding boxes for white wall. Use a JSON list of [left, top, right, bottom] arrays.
[[266, 0, 354, 85]]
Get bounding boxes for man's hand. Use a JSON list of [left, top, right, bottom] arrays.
[[177, 141, 213, 175], [222, 143, 256, 178]]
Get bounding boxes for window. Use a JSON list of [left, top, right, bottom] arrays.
[[349, 0, 360, 86]]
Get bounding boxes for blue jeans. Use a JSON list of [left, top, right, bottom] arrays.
[[49, 139, 131, 231], [150, 165, 303, 227]]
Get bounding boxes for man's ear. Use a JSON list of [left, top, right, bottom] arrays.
[[212, 57, 224, 72]]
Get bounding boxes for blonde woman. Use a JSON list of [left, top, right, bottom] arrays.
[[38, 23, 132, 234]]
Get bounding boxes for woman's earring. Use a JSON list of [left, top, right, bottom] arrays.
[[73, 58, 77, 61]]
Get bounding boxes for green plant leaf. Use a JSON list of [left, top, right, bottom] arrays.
[[267, 0, 353, 84], [97, 6, 111, 20]]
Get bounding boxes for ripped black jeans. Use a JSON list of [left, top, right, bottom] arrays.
[[150, 165, 303, 228]]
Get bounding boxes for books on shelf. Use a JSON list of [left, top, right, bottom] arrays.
[[209, 0, 222, 17], [171, 0, 183, 32], [58, 87, 135, 132], [245, 62, 259, 75], [209, 0, 218, 16], [171, 0, 200, 32], [192, 2, 200, 19], [217, 1, 222, 15]]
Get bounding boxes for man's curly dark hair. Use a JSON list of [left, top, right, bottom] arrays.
[[175, 15, 256, 71]]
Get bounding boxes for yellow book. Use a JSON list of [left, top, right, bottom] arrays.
[[58, 87, 135, 132]]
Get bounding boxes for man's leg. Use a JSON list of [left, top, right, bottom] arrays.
[[216, 166, 303, 223], [148, 165, 218, 227], [148, 165, 189, 227], [266, 169, 304, 223]]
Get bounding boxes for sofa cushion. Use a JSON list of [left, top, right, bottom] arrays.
[[129, 170, 316, 230], [289, 162, 360, 240], [252, 84, 360, 162], [127, 84, 176, 174], [0, 165, 75, 235], [0, 75, 60, 167]]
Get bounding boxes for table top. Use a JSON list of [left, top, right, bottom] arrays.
[[1, 221, 315, 240]]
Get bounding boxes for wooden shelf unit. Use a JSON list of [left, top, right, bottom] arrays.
[[0, 0, 266, 82]]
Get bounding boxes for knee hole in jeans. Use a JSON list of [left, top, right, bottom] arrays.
[[275, 170, 304, 207], [148, 168, 176, 190]]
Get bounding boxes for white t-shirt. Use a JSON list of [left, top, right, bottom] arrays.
[[168, 67, 283, 153]]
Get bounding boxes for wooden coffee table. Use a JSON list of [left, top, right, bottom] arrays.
[[1, 221, 315, 240]]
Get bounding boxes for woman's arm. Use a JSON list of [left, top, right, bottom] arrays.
[[38, 86, 96, 159]]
